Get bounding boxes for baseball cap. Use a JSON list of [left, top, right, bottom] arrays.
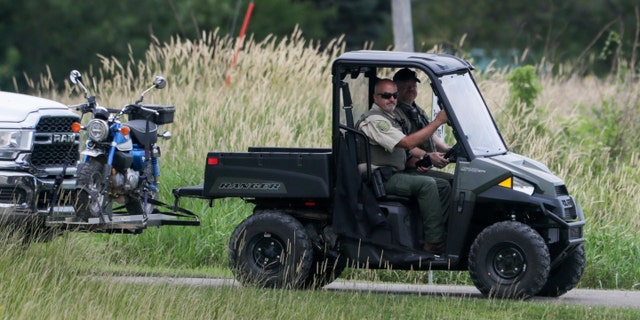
[[393, 68, 421, 83]]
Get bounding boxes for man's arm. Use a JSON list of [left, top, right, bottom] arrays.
[[433, 135, 450, 153], [396, 111, 448, 150]]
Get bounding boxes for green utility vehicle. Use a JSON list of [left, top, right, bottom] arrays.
[[175, 50, 585, 298]]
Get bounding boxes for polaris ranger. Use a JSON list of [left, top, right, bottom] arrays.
[[174, 50, 586, 298]]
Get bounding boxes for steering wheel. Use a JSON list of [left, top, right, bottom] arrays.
[[444, 143, 458, 162]]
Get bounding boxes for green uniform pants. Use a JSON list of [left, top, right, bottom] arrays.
[[383, 171, 451, 244]]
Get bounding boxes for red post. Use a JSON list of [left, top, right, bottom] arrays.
[[226, 1, 255, 86]]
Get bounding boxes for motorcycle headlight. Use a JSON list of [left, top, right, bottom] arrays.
[[0, 130, 34, 159], [498, 176, 535, 195], [86, 119, 109, 142]]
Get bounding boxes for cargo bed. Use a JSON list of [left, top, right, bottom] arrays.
[[173, 147, 332, 201]]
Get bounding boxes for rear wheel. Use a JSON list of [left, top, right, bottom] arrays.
[[74, 159, 107, 221], [468, 221, 550, 299], [304, 247, 346, 289], [125, 164, 157, 215], [229, 211, 314, 289], [536, 245, 586, 297]]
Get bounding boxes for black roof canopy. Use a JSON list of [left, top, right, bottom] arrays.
[[332, 50, 474, 79]]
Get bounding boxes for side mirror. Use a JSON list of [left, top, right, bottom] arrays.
[[154, 76, 167, 89], [70, 70, 89, 98], [135, 76, 168, 104], [69, 70, 82, 85]]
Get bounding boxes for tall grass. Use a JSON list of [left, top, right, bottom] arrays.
[[31, 30, 640, 290]]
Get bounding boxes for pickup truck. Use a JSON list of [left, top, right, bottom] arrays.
[[174, 50, 586, 299], [0, 91, 79, 239]]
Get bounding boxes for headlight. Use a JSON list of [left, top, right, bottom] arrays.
[[86, 119, 110, 142], [0, 130, 34, 159], [498, 176, 535, 195]]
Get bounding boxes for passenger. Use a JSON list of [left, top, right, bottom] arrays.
[[357, 78, 450, 253], [393, 68, 453, 200]]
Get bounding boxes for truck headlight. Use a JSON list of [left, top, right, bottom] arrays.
[[0, 130, 34, 159], [498, 176, 535, 195], [86, 119, 109, 142]]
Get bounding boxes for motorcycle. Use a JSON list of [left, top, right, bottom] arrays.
[[69, 70, 174, 222]]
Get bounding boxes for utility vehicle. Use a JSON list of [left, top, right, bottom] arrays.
[[175, 50, 586, 298]]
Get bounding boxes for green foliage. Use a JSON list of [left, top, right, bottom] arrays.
[[560, 92, 640, 163], [506, 65, 542, 111], [500, 65, 545, 152]]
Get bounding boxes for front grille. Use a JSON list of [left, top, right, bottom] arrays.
[[0, 186, 27, 204], [555, 185, 569, 196], [32, 116, 80, 168], [36, 189, 77, 210], [36, 116, 77, 133], [559, 197, 578, 220], [570, 227, 583, 240]]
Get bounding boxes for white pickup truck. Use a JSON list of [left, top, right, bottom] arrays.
[[0, 91, 79, 238]]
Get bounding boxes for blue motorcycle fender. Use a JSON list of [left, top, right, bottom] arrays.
[[114, 136, 133, 151]]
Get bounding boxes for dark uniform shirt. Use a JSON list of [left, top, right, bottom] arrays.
[[394, 101, 436, 152]]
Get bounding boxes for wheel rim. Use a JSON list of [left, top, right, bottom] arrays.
[[249, 232, 285, 271], [87, 173, 104, 215], [490, 243, 526, 281]]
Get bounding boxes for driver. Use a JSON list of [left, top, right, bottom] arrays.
[[357, 78, 450, 253], [393, 68, 454, 207]]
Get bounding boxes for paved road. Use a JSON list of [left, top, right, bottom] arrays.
[[110, 276, 640, 309]]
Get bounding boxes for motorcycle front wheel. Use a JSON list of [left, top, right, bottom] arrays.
[[74, 159, 108, 221]]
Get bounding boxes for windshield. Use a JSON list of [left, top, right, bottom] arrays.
[[439, 73, 507, 156]]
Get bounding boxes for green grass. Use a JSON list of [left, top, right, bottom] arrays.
[[1, 234, 639, 319]]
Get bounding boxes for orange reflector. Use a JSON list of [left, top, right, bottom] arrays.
[[207, 157, 219, 165], [120, 126, 130, 136], [498, 177, 512, 189], [71, 122, 82, 133]]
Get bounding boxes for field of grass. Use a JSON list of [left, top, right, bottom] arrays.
[[13, 30, 640, 316], [1, 232, 639, 319]]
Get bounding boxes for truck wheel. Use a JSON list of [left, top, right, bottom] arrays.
[[468, 221, 550, 299], [536, 244, 586, 297], [75, 159, 107, 220], [304, 250, 347, 289], [229, 211, 314, 289]]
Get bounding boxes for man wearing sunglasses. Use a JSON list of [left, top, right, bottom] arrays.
[[357, 78, 450, 253]]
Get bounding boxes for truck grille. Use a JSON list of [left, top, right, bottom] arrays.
[[0, 186, 26, 204], [32, 116, 80, 168]]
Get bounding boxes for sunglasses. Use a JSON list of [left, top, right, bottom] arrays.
[[377, 92, 398, 99]]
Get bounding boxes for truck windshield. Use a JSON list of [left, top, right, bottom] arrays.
[[439, 73, 507, 157]]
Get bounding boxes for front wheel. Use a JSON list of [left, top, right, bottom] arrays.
[[74, 159, 107, 221], [468, 221, 550, 299], [536, 244, 586, 297], [229, 211, 314, 289]]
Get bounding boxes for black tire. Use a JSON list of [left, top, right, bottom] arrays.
[[536, 244, 586, 297], [468, 221, 550, 299], [303, 248, 347, 289], [74, 159, 107, 221], [229, 211, 314, 289]]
